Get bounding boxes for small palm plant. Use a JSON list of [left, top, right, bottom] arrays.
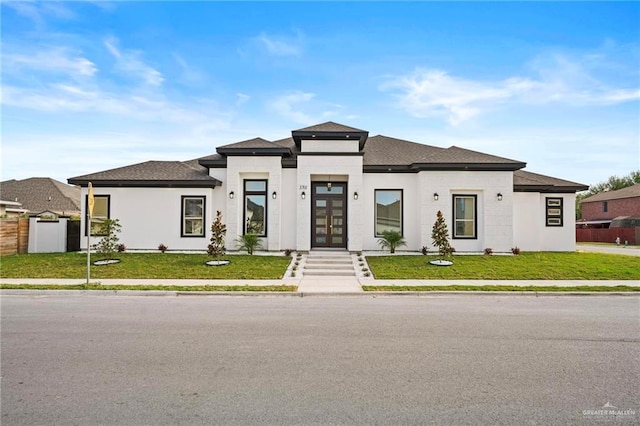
[[377, 230, 407, 254], [235, 233, 263, 255]]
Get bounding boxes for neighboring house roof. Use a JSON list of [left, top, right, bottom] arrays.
[[67, 160, 222, 188], [513, 170, 589, 193], [582, 184, 640, 203], [0, 177, 81, 214]]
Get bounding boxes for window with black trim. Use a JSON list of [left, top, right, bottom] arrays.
[[546, 197, 563, 227], [453, 195, 477, 239], [244, 180, 267, 236], [375, 189, 403, 236], [86, 194, 110, 236], [603, 201, 608, 213], [181, 196, 205, 237]]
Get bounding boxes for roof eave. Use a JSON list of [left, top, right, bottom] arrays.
[[216, 147, 292, 156], [514, 184, 588, 193], [67, 179, 222, 188], [409, 162, 527, 171], [291, 131, 369, 150]]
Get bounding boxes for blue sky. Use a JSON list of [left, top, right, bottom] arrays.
[[2, 1, 639, 188]]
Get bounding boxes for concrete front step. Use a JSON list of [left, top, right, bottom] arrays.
[[305, 259, 353, 265], [303, 270, 356, 277], [302, 251, 357, 277]]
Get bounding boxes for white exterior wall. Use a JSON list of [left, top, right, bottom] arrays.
[[296, 155, 363, 251], [362, 171, 514, 252], [79, 187, 218, 251], [513, 192, 577, 252], [301, 139, 360, 153], [418, 171, 514, 253], [226, 156, 282, 251], [361, 173, 419, 251], [280, 169, 298, 250]]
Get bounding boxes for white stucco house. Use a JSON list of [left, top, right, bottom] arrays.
[[68, 122, 588, 253]]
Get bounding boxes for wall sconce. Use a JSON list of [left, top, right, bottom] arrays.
[[272, 191, 277, 199], [301, 191, 306, 200], [433, 193, 439, 201], [497, 193, 503, 201], [353, 192, 359, 200], [229, 191, 234, 199]]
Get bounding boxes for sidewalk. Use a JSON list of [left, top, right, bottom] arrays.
[[1, 277, 638, 295]]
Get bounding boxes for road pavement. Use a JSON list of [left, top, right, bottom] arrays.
[[2, 294, 638, 425]]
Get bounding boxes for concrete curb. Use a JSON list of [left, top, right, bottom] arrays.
[[2, 290, 639, 297]]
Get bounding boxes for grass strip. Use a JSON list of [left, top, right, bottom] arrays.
[[363, 285, 640, 292], [366, 252, 640, 280], [0, 284, 297, 292], [0, 253, 291, 279]]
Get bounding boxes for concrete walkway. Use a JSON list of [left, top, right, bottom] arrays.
[[1, 278, 638, 295], [576, 244, 640, 256]]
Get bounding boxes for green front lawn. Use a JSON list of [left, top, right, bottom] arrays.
[[366, 252, 640, 280], [0, 252, 291, 279]]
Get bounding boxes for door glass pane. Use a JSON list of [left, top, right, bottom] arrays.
[[316, 199, 327, 207], [333, 209, 343, 217], [316, 185, 344, 194], [332, 236, 342, 243], [333, 200, 343, 207], [316, 236, 326, 244]]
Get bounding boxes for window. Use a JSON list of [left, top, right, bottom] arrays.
[[546, 197, 563, 227], [375, 190, 402, 236], [244, 180, 267, 236], [603, 201, 608, 213], [86, 194, 110, 236], [181, 196, 205, 237], [453, 195, 477, 239]]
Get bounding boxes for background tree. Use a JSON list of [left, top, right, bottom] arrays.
[[576, 170, 640, 219], [95, 219, 122, 261], [431, 210, 453, 260], [207, 210, 227, 263]]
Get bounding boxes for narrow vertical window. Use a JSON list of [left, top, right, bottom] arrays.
[[86, 194, 110, 236], [546, 197, 563, 227], [602, 201, 608, 213], [182, 196, 205, 237], [453, 195, 477, 239], [375, 190, 403, 236], [244, 180, 267, 236]]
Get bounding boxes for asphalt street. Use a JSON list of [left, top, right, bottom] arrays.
[[2, 295, 639, 425]]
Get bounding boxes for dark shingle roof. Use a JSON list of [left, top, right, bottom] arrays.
[[582, 184, 640, 202], [294, 122, 367, 133], [68, 161, 221, 188], [514, 170, 588, 193], [363, 135, 526, 171], [216, 137, 291, 156], [218, 137, 274, 149], [0, 177, 81, 214]]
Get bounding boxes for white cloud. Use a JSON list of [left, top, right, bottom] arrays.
[[104, 36, 164, 87], [268, 91, 316, 124], [255, 32, 302, 56], [381, 50, 639, 125], [2, 47, 97, 78]]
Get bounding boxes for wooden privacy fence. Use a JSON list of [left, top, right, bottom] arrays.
[[576, 227, 639, 245], [0, 218, 29, 255]]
